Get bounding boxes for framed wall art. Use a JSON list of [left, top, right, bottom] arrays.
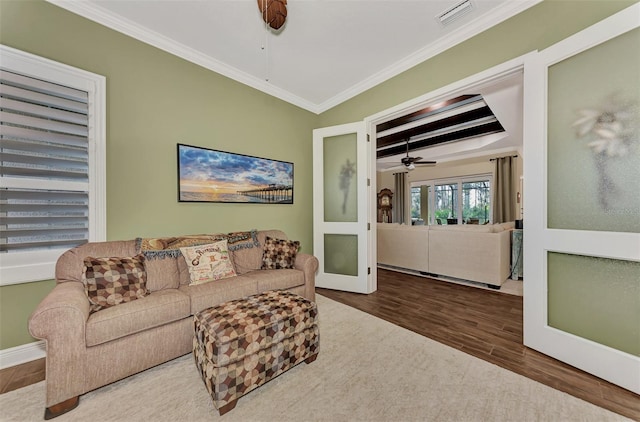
[[177, 143, 293, 204]]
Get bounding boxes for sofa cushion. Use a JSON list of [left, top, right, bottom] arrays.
[[231, 229, 288, 275], [179, 240, 237, 285], [138, 235, 226, 289], [244, 269, 305, 292], [83, 255, 148, 313], [179, 275, 258, 315], [86, 289, 190, 346], [377, 224, 430, 272], [261, 236, 300, 269], [143, 257, 181, 292]]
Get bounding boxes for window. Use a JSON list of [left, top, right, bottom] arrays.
[[410, 175, 492, 225], [462, 180, 490, 224], [434, 183, 458, 224], [410, 185, 430, 225], [0, 45, 106, 285]]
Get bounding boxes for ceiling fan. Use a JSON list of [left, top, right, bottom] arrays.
[[397, 139, 436, 170]]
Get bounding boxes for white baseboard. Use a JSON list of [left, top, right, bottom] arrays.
[[0, 341, 46, 370]]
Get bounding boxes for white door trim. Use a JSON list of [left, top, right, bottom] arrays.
[[365, 51, 535, 274]]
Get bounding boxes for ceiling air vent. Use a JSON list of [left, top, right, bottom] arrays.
[[437, 0, 474, 26]]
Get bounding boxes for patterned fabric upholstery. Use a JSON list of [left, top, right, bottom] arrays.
[[83, 255, 148, 313], [193, 290, 319, 413], [261, 236, 300, 269], [179, 240, 237, 285]]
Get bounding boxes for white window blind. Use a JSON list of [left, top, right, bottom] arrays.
[[0, 45, 106, 285], [1, 69, 90, 253]]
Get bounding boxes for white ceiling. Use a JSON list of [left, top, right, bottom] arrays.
[[47, 0, 540, 114]]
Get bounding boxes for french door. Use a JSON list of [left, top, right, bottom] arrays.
[[312, 122, 375, 293], [523, 3, 639, 393]]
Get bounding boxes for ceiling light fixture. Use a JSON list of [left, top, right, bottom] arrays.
[[437, 0, 474, 26], [258, 0, 288, 30]]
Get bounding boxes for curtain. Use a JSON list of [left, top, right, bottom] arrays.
[[393, 172, 407, 224], [493, 156, 516, 223]]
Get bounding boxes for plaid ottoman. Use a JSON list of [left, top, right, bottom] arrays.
[[193, 290, 319, 415]]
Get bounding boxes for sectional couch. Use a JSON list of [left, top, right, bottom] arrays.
[[28, 229, 317, 419], [377, 222, 514, 288]]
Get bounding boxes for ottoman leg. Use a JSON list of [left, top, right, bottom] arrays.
[[304, 353, 318, 364], [218, 400, 237, 416]]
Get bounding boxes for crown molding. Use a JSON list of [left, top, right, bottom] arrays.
[[46, 0, 541, 115], [45, 0, 320, 113], [316, 0, 542, 113]]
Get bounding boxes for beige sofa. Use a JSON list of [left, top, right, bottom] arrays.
[[28, 229, 317, 419], [377, 222, 513, 288]]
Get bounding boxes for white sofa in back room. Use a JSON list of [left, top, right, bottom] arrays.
[[377, 222, 514, 288]]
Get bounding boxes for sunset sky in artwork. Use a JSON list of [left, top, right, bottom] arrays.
[[178, 144, 293, 194]]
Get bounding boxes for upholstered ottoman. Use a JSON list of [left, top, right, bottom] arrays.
[[193, 290, 319, 415]]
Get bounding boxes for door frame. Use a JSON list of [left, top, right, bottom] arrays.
[[365, 51, 534, 277]]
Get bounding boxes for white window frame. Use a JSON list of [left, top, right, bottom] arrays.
[[0, 45, 106, 285], [410, 173, 493, 225]]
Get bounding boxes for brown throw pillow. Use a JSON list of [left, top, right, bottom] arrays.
[[83, 255, 148, 313], [261, 236, 300, 270]]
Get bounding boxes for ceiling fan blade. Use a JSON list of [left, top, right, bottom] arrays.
[[414, 161, 437, 165]]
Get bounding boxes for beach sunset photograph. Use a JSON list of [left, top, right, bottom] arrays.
[[177, 144, 293, 204]]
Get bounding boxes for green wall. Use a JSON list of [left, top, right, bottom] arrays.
[[0, 0, 635, 351], [0, 0, 317, 349]]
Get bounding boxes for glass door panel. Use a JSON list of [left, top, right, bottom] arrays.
[[324, 234, 358, 276], [548, 252, 640, 356], [547, 28, 640, 233], [323, 133, 357, 223]]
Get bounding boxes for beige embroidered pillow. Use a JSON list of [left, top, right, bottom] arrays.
[[180, 240, 237, 285], [261, 236, 300, 270], [83, 255, 148, 313]]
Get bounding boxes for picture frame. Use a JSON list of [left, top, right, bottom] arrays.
[[177, 143, 293, 204]]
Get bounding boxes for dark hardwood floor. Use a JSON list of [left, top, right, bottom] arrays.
[[0, 356, 45, 395], [317, 268, 640, 421]]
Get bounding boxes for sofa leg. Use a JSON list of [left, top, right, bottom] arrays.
[[44, 396, 79, 420], [218, 400, 237, 416]]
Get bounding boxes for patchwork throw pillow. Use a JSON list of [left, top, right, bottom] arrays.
[[261, 236, 300, 270], [83, 255, 148, 313], [179, 240, 237, 285]]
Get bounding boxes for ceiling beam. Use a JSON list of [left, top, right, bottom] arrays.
[[376, 106, 498, 149], [376, 121, 505, 159]]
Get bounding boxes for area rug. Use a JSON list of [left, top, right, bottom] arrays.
[[0, 295, 627, 422]]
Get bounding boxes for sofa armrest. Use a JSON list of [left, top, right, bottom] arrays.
[[295, 253, 318, 302], [29, 282, 90, 407]]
